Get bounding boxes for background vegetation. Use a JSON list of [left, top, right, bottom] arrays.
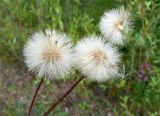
[[0, 0, 160, 115]]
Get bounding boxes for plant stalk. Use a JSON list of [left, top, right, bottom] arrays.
[[43, 75, 85, 116], [28, 78, 44, 116]]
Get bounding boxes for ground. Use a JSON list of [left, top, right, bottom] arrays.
[[0, 63, 114, 116]]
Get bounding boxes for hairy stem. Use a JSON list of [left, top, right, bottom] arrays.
[[43, 75, 85, 116], [28, 78, 44, 116]]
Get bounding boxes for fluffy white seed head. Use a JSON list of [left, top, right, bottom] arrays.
[[23, 29, 74, 79], [74, 36, 121, 82], [100, 9, 130, 45]]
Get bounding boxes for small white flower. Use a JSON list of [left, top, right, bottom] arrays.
[[74, 36, 121, 82], [23, 29, 74, 79], [100, 9, 130, 45]]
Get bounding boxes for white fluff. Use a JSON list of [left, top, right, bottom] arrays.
[[23, 29, 74, 79], [100, 9, 130, 45], [74, 36, 121, 82]]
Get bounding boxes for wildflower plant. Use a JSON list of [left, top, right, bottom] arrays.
[[99, 9, 131, 45], [24, 29, 74, 80], [23, 8, 131, 116], [24, 29, 74, 116], [137, 63, 152, 81], [74, 36, 120, 81]]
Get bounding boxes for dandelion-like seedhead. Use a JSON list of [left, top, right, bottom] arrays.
[[100, 9, 130, 45], [74, 36, 121, 82], [24, 8, 132, 115], [23, 29, 74, 79]]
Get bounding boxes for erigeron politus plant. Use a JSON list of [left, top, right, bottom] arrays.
[[24, 29, 74, 116], [74, 36, 120, 82], [24, 29, 74, 80], [100, 9, 130, 45], [24, 8, 131, 116]]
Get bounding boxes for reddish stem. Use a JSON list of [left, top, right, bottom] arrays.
[[28, 78, 44, 116], [43, 75, 85, 116]]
